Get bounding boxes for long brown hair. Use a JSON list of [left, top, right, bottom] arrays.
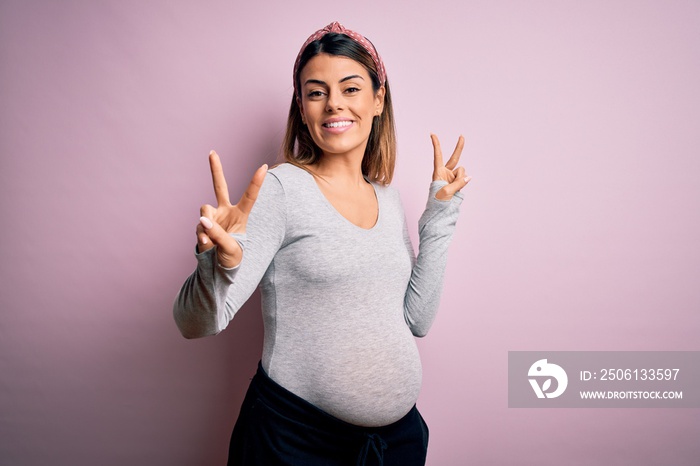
[[282, 32, 397, 185]]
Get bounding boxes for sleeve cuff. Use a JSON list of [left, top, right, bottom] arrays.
[[193, 233, 246, 273], [428, 180, 464, 206]]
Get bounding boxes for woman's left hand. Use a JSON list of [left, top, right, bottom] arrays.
[[431, 134, 472, 200]]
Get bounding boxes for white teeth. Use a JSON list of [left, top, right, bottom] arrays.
[[325, 121, 352, 128]]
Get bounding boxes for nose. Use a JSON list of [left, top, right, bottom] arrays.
[[325, 88, 344, 112]]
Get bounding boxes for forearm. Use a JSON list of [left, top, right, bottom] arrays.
[[404, 180, 463, 336], [173, 246, 239, 339]]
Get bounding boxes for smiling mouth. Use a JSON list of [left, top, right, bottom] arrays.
[[323, 121, 353, 128]]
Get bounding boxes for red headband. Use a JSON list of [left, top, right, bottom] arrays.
[[293, 21, 387, 98]]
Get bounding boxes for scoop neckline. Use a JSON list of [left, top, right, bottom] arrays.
[[292, 164, 381, 232]]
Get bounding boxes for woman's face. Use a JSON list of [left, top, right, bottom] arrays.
[[298, 53, 384, 160]]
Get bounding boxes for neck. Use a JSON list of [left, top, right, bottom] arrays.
[[312, 151, 367, 186]]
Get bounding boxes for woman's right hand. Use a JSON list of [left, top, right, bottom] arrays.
[[197, 150, 267, 269]]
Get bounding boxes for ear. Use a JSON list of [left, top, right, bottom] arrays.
[[297, 96, 306, 124], [374, 86, 386, 116]]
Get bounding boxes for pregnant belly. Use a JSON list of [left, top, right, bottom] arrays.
[[267, 322, 423, 427]]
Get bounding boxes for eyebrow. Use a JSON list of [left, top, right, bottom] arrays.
[[303, 75, 365, 86]]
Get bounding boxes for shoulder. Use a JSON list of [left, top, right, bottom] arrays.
[[268, 162, 308, 181], [259, 163, 306, 193], [372, 181, 403, 207], [248, 166, 289, 229], [266, 163, 315, 192]]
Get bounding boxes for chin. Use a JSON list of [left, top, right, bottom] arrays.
[[314, 136, 369, 158], [320, 144, 364, 158]]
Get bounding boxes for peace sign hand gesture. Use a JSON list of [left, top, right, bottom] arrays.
[[431, 134, 472, 200], [197, 150, 267, 269]]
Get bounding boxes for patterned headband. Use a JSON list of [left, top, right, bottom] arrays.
[[293, 21, 387, 98]]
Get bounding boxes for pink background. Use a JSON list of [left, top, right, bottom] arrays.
[[1, 1, 699, 464]]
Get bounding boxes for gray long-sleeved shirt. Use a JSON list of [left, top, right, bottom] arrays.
[[174, 163, 463, 427]]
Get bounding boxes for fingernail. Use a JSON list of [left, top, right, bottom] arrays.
[[262, 164, 268, 170], [201, 236, 208, 245], [200, 216, 213, 229], [209, 150, 216, 156]]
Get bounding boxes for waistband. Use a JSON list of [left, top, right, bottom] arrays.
[[250, 361, 418, 465]]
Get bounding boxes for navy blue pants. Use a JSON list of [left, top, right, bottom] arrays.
[[228, 362, 429, 466]]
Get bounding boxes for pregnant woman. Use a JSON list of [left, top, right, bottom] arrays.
[[174, 21, 471, 466]]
